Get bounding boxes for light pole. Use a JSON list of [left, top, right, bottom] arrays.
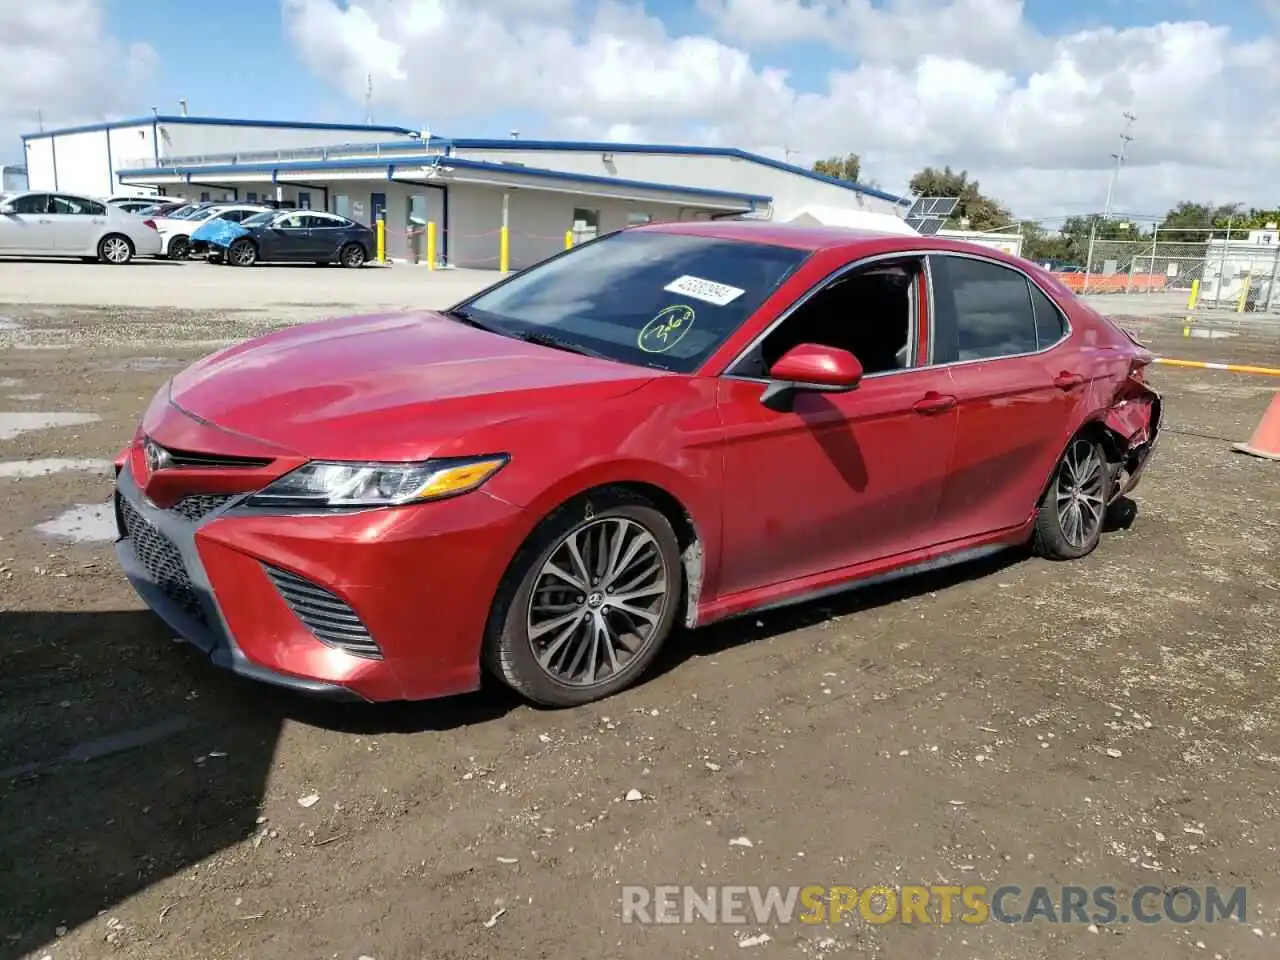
[[1085, 112, 1137, 291], [1102, 111, 1136, 220]]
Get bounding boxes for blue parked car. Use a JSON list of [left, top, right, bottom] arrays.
[[195, 209, 374, 267]]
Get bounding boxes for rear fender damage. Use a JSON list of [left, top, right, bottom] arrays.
[[1099, 381, 1163, 503]]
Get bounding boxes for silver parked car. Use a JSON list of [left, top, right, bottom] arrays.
[[0, 191, 164, 264]]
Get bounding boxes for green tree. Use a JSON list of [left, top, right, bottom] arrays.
[[813, 153, 862, 183], [906, 166, 1012, 232]]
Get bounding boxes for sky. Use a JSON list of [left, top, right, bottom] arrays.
[[2, 0, 1278, 222]]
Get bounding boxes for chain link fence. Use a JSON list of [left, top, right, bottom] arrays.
[[1024, 221, 1280, 315]]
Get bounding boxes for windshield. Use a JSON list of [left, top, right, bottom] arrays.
[[241, 211, 274, 227], [455, 229, 810, 373]]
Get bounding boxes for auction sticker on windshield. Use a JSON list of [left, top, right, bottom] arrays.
[[638, 304, 696, 353], [663, 275, 745, 307]]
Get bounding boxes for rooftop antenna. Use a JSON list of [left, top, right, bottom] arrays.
[[36, 108, 44, 132], [364, 73, 373, 125], [177, 99, 188, 117], [510, 129, 520, 139], [783, 143, 799, 164]]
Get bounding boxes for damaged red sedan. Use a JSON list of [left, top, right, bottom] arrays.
[[113, 221, 1161, 706]]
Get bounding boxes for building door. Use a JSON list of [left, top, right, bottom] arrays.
[[370, 192, 387, 229]]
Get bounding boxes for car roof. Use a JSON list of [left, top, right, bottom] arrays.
[[634, 218, 1033, 267]]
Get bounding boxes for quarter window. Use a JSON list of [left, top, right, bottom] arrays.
[[1029, 281, 1067, 348]]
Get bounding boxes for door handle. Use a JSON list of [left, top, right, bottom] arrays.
[[913, 392, 957, 415], [1054, 371, 1086, 390], [38, 219, 52, 224]]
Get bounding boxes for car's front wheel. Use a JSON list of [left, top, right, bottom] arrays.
[[228, 238, 257, 267], [485, 489, 682, 707], [167, 236, 190, 260], [1033, 435, 1108, 560]]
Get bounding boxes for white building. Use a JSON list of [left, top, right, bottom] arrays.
[[20, 114, 911, 270], [1200, 228, 1280, 306], [937, 228, 1024, 258]]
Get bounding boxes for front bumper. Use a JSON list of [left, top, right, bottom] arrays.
[[114, 461, 529, 702]]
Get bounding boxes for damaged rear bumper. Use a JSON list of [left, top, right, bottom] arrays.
[[1105, 389, 1163, 502]]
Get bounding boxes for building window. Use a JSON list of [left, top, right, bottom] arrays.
[[333, 193, 350, 217], [572, 207, 600, 244], [199, 191, 211, 202], [627, 211, 652, 225], [246, 191, 258, 202], [297, 191, 312, 209]]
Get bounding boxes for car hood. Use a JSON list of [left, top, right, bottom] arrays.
[[192, 218, 248, 246], [165, 311, 660, 461]]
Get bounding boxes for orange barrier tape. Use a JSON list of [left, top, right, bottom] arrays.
[[1154, 358, 1280, 376]]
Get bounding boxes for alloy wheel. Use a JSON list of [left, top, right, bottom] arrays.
[[103, 237, 131, 263], [231, 241, 256, 266], [526, 516, 670, 687], [1056, 439, 1105, 548]]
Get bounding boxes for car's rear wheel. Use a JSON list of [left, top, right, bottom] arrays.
[[1033, 436, 1107, 560], [98, 234, 134, 265], [339, 242, 366, 268], [167, 236, 190, 260], [228, 238, 257, 267], [485, 489, 682, 707]]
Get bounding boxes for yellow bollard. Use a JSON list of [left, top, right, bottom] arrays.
[[499, 226, 510, 272], [426, 221, 436, 271], [1187, 278, 1200, 310], [1236, 275, 1251, 314], [564, 229, 574, 250], [376, 218, 386, 263]]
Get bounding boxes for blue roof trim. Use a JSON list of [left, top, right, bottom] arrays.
[[441, 138, 910, 206], [22, 115, 414, 141], [116, 155, 771, 206]]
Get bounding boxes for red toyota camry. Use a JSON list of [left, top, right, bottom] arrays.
[[113, 220, 1161, 706]]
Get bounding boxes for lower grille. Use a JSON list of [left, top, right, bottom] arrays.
[[263, 564, 383, 660], [119, 496, 207, 625], [170, 493, 235, 523]]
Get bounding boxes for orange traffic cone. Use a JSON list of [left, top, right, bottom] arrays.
[[1234, 391, 1280, 460]]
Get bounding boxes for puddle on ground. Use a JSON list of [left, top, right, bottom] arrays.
[[0, 412, 100, 441], [1187, 328, 1237, 339], [7, 393, 43, 401], [34, 502, 116, 542], [0, 458, 112, 479]]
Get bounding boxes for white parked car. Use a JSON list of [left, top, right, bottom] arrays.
[[0, 191, 163, 263], [154, 203, 269, 260]]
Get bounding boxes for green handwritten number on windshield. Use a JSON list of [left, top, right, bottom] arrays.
[[638, 304, 696, 353]]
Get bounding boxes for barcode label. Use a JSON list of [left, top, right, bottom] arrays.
[[662, 274, 746, 306]]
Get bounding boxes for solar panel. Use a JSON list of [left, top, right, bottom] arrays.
[[905, 196, 960, 235]]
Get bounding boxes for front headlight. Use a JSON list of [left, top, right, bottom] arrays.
[[244, 455, 509, 508]]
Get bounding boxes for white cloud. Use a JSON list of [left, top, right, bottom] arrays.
[[281, 0, 1280, 219], [0, 0, 158, 161]]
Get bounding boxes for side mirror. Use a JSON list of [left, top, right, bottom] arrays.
[[760, 343, 863, 410]]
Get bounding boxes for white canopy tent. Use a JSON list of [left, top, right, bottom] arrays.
[[784, 203, 918, 236]]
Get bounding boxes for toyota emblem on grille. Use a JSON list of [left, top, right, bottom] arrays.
[[144, 437, 172, 472]]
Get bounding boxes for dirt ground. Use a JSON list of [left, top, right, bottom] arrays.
[[1, 303, 1278, 960]]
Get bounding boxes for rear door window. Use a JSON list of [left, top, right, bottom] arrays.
[[929, 255, 1041, 363]]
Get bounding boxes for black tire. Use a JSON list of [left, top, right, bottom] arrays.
[[228, 238, 257, 267], [97, 234, 134, 265], [484, 488, 683, 707], [339, 242, 366, 268], [167, 236, 190, 261], [1033, 436, 1108, 560]]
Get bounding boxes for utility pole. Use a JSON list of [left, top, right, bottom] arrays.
[[1086, 111, 1137, 293], [364, 73, 373, 125], [1102, 111, 1137, 220], [783, 144, 799, 164]]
